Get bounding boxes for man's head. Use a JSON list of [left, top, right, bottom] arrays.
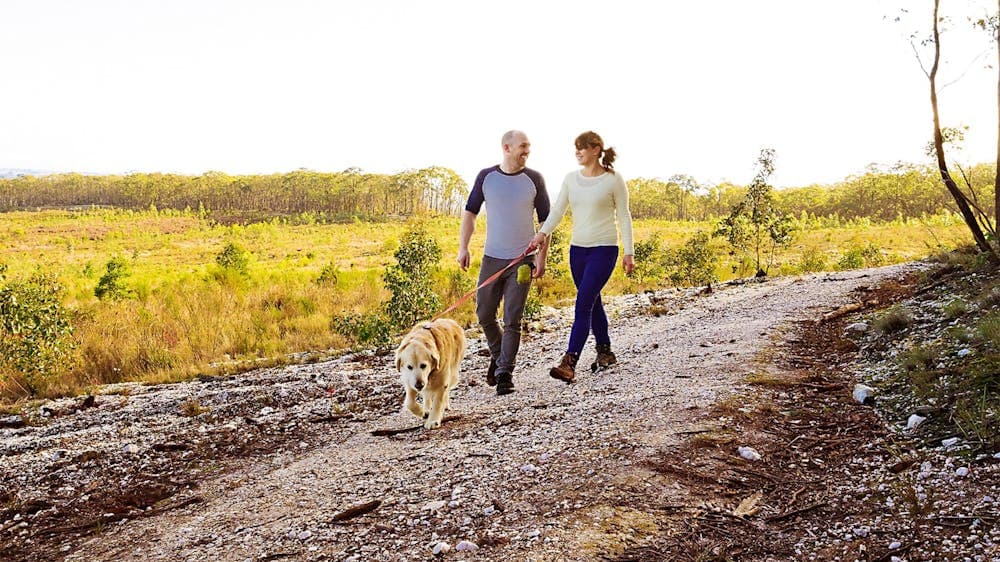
[[501, 130, 530, 172]]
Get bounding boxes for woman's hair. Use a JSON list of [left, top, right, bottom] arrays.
[[574, 130, 617, 172]]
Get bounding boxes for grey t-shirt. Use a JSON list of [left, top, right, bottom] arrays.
[[465, 165, 549, 260]]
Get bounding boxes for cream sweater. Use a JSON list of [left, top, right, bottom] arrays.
[[539, 170, 634, 255]]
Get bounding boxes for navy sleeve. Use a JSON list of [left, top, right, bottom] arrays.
[[525, 168, 550, 223], [464, 167, 491, 214]]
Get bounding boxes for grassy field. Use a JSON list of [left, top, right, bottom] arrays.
[[0, 208, 974, 401]]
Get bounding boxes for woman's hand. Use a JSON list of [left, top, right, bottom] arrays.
[[622, 254, 635, 275], [527, 231, 548, 253]]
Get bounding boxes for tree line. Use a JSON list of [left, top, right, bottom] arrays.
[[0, 166, 468, 221], [0, 162, 994, 223]]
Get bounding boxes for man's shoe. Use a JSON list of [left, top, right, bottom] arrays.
[[549, 352, 578, 383], [591, 343, 618, 372], [495, 372, 515, 395], [486, 356, 498, 387]]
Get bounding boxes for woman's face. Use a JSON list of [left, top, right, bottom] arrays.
[[575, 143, 601, 166]]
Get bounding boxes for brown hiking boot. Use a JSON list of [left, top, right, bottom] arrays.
[[549, 352, 578, 383], [591, 343, 617, 372]]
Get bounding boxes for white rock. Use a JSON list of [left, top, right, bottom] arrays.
[[297, 530, 312, 540], [737, 446, 761, 461], [957, 348, 972, 357], [520, 463, 538, 473], [956, 467, 970, 477], [853, 384, 875, 404], [432, 542, 450, 555], [483, 506, 496, 516], [123, 444, 139, 455], [422, 500, 447, 512], [888, 541, 901, 549], [846, 322, 868, 334], [906, 414, 926, 430], [942, 437, 961, 448], [455, 540, 478, 551]]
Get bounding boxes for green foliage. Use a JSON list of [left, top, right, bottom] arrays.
[[95, 256, 134, 300], [545, 227, 569, 279], [523, 285, 542, 321], [331, 312, 394, 351], [797, 247, 827, 273], [382, 225, 442, 327], [315, 263, 340, 286], [837, 243, 886, 270], [216, 242, 251, 276], [630, 232, 667, 284], [0, 272, 76, 392], [667, 231, 719, 287]]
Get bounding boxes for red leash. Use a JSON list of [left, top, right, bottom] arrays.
[[430, 249, 531, 322]]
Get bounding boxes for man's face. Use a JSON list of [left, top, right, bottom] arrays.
[[504, 133, 531, 166]]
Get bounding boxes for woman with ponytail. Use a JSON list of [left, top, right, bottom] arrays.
[[529, 131, 634, 383]]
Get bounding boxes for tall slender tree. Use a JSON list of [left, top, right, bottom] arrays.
[[926, 0, 997, 258]]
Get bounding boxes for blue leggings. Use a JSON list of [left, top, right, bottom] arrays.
[[567, 245, 618, 355]]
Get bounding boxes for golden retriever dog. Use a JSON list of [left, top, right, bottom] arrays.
[[394, 318, 466, 429]]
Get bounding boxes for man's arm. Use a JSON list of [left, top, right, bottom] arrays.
[[457, 210, 476, 271]]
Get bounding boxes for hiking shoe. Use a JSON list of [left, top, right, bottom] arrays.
[[549, 352, 578, 383], [495, 372, 515, 395], [591, 343, 617, 372], [486, 356, 498, 387]]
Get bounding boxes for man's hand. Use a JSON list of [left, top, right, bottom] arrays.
[[622, 254, 635, 275], [457, 248, 470, 271], [532, 252, 546, 279]]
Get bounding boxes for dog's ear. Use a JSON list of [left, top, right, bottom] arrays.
[[430, 348, 440, 371], [395, 343, 406, 372]]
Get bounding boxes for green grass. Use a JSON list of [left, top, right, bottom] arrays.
[[0, 208, 976, 401]]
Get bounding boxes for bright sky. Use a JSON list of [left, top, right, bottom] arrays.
[[2, 1, 998, 188]]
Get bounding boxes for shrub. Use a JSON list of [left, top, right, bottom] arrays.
[[797, 247, 826, 273], [629, 232, 666, 285], [382, 225, 441, 328], [216, 242, 250, 276], [874, 306, 914, 334], [331, 312, 394, 351], [837, 243, 885, 271], [316, 263, 340, 286], [668, 231, 719, 287], [0, 272, 76, 393], [95, 256, 134, 300], [942, 299, 968, 320]]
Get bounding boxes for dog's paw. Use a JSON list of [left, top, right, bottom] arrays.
[[423, 418, 441, 430]]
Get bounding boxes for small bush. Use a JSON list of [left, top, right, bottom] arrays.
[[95, 256, 134, 301], [837, 243, 885, 271], [667, 231, 718, 288], [797, 247, 826, 273], [980, 285, 1000, 310], [331, 312, 394, 351], [0, 273, 76, 394], [874, 307, 913, 334], [382, 225, 441, 328], [216, 242, 250, 276], [316, 263, 340, 286], [942, 299, 968, 320], [977, 312, 1000, 348]]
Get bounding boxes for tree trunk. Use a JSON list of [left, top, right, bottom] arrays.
[[930, 0, 997, 258], [996, 0, 999, 234]]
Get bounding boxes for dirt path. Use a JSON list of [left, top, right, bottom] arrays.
[[0, 264, 916, 561]]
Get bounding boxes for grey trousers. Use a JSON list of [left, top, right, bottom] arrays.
[[476, 254, 533, 377]]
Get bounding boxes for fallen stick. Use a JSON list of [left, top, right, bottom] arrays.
[[370, 415, 463, 436], [765, 500, 827, 522], [332, 500, 382, 522]]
